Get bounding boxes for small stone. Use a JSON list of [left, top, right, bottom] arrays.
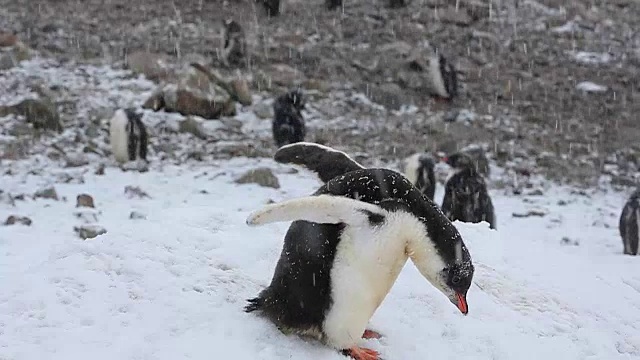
[[253, 102, 274, 119], [179, 117, 208, 140], [4, 215, 32, 226], [34, 186, 59, 201], [557, 200, 568, 206], [0, 32, 18, 47], [65, 153, 90, 168], [512, 210, 547, 218], [76, 194, 95, 208], [234, 168, 280, 189], [230, 79, 252, 106], [124, 186, 151, 199], [129, 211, 147, 220], [95, 164, 105, 175], [74, 225, 107, 240], [437, 7, 472, 26], [124, 51, 172, 82]]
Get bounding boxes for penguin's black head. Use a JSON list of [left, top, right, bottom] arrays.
[[224, 19, 242, 34], [418, 154, 436, 171], [444, 152, 475, 171], [123, 108, 142, 122], [285, 88, 306, 110], [440, 256, 474, 315]]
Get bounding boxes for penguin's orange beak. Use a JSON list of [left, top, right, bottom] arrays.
[[456, 292, 468, 315]]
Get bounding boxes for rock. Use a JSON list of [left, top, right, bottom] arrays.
[[0, 32, 18, 47], [437, 6, 473, 26], [234, 168, 280, 189], [34, 186, 59, 201], [361, 83, 405, 110], [4, 215, 32, 226], [76, 194, 95, 208], [124, 185, 151, 199], [65, 153, 90, 168], [129, 211, 147, 220], [576, 81, 607, 93], [269, 64, 305, 87], [0, 42, 32, 70], [74, 210, 100, 223], [179, 117, 208, 140], [95, 164, 105, 175], [560, 236, 580, 246], [230, 79, 252, 106], [0, 190, 16, 206], [444, 109, 477, 123], [0, 98, 62, 132], [124, 51, 172, 82], [253, 102, 273, 119], [144, 85, 235, 120], [512, 209, 547, 218], [74, 225, 107, 240]]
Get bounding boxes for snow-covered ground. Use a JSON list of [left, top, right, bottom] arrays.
[[1, 156, 639, 360]]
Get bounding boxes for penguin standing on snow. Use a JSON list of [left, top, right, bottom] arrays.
[[272, 89, 306, 148], [109, 108, 148, 164], [402, 152, 437, 201], [619, 188, 640, 256], [441, 153, 496, 230], [245, 142, 475, 360]]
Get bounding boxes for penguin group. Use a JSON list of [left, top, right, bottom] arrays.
[[401, 148, 496, 230]]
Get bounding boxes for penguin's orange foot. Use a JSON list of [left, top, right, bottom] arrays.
[[362, 329, 383, 339], [342, 346, 380, 360]]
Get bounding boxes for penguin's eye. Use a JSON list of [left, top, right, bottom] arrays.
[[452, 275, 461, 284]]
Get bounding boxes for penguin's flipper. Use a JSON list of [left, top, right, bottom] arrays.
[[274, 142, 365, 183], [246, 194, 386, 228]]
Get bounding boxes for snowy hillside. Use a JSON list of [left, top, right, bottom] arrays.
[[1, 157, 639, 360]]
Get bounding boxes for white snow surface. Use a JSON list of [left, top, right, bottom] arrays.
[[1, 157, 639, 360]]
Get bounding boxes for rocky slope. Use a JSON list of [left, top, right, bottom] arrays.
[[1, 0, 639, 188]]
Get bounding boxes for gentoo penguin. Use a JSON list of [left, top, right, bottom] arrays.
[[442, 153, 496, 230], [259, 0, 280, 17], [619, 188, 640, 256], [221, 19, 246, 68], [430, 51, 458, 102], [245, 144, 475, 360], [402, 152, 437, 201], [326, 0, 342, 10], [109, 108, 148, 164], [272, 89, 306, 148]]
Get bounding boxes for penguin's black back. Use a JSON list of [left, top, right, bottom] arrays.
[[246, 168, 469, 332], [272, 91, 306, 148], [441, 167, 496, 229], [619, 189, 640, 256]]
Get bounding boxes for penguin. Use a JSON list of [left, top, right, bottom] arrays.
[[245, 144, 475, 360], [326, 0, 342, 10], [402, 152, 437, 201], [221, 19, 246, 68], [258, 0, 280, 17], [441, 153, 496, 230], [272, 89, 306, 148], [430, 51, 458, 102], [619, 188, 640, 256], [109, 108, 148, 164]]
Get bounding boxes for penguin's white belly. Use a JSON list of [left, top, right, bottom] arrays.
[[322, 227, 408, 349], [110, 109, 130, 164]]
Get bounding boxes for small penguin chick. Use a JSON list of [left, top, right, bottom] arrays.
[[619, 188, 640, 256]]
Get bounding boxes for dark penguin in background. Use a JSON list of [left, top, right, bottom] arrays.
[[326, 0, 342, 10], [221, 19, 246, 68], [272, 89, 306, 148], [619, 188, 640, 256], [258, 0, 280, 17], [430, 51, 458, 102], [441, 153, 496, 230], [245, 142, 475, 360], [402, 152, 437, 201], [109, 108, 148, 164]]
